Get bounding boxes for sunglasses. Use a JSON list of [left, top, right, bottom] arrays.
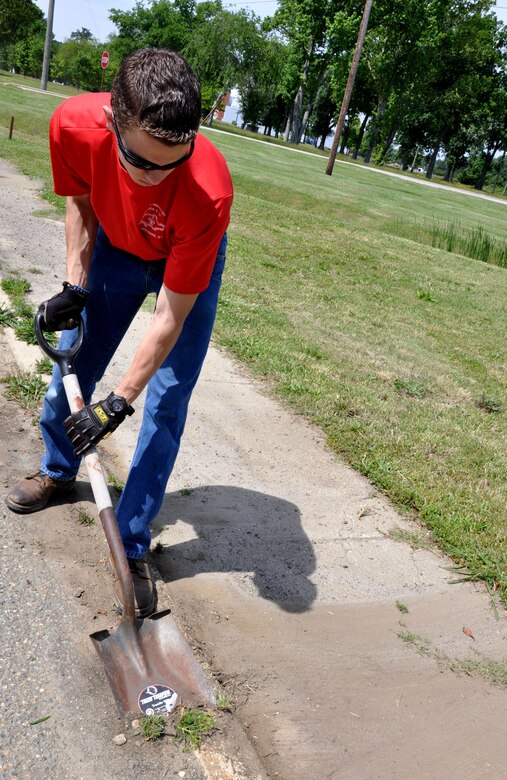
[[112, 115, 194, 171]]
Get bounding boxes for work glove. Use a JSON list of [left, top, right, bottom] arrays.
[[39, 281, 89, 331], [64, 392, 134, 457]]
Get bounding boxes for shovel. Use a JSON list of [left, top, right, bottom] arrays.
[[35, 312, 215, 715]]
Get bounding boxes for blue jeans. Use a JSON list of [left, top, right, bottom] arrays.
[[39, 227, 227, 558]]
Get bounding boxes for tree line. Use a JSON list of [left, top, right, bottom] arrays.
[[1, 0, 506, 190]]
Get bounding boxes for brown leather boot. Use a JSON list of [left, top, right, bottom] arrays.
[[5, 470, 76, 513], [109, 554, 157, 618]]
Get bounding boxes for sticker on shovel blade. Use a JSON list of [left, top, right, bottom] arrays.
[[138, 684, 178, 715]]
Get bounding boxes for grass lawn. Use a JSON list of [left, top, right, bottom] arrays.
[[1, 74, 506, 605]]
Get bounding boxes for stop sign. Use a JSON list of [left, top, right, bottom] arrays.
[[101, 51, 109, 69]]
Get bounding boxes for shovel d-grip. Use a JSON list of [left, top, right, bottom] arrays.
[[34, 312, 215, 715]]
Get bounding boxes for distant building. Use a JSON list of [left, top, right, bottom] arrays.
[[223, 88, 242, 125], [214, 91, 232, 122]]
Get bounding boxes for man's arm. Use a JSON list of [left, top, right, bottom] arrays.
[[63, 283, 198, 456], [38, 194, 98, 331], [115, 285, 198, 404], [65, 194, 99, 287]]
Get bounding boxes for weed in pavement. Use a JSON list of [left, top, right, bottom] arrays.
[[174, 708, 215, 751], [452, 656, 507, 687], [2, 371, 47, 411], [398, 629, 507, 688], [77, 508, 95, 526], [1, 277, 31, 302], [29, 715, 51, 726], [35, 357, 53, 375], [13, 316, 39, 346], [215, 692, 232, 711], [0, 305, 16, 327], [1, 275, 57, 347], [398, 630, 432, 656], [396, 601, 409, 614], [140, 714, 166, 741], [107, 471, 125, 493], [387, 525, 434, 551]]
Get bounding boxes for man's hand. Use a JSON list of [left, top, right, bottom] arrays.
[[64, 393, 134, 456], [39, 282, 89, 331]]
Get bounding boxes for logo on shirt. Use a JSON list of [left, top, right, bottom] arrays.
[[139, 203, 166, 239]]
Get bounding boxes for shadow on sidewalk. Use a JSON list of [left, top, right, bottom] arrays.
[[151, 485, 317, 614]]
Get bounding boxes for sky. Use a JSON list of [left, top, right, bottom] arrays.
[[33, 0, 280, 43], [32, 1, 507, 44], [35, 0, 507, 42]]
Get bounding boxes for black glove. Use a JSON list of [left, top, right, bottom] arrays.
[[64, 392, 134, 457], [39, 281, 89, 331]]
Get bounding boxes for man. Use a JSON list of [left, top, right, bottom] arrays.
[[5, 48, 233, 617]]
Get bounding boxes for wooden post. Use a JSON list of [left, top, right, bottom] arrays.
[[8, 116, 14, 140], [41, 0, 56, 90], [325, 0, 373, 176]]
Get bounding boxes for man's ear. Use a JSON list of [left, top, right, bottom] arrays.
[[103, 105, 114, 132]]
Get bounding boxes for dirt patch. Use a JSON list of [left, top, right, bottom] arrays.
[[0, 347, 264, 780]]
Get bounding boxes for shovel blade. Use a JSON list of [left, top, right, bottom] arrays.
[[90, 609, 215, 715]]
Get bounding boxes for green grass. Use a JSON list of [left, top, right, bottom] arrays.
[[393, 219, 507, 268], [0, 305, 17, 327], [107, 471, 125, 493], [35, 357, 53, 375], [398, 629, 507, 688], [0, 275, 57, 347], [174, 708, 215, 751], [1, 278, 31, 300], [387, 526, 435, 551], [1, 371, 47, 411], [140, 714, 166, 741], [77, 508, 95, 526], [0, 73, 77, 213], [215, 691, 232, 711], [1, 80, 507, 605]]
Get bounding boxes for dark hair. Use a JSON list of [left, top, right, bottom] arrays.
[[111, 48, 201, 145]]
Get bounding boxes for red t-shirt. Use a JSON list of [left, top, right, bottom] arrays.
[[49, 93, 233, 294]]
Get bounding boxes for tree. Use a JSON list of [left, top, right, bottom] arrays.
[[70, 28, 94, 42], [269, 0, 338, 144], [108, 0, 192, 60], [7, 19, 47, 77], [237, 34, 286, 130], [307, 74, 336, 148], [51, 40, 120, 90], [416, 1, 504, 180], [0, 0, 43, 48], [466, 73, 507, 189], [358, 0, 430, 164], [184, 6, 266, 114]]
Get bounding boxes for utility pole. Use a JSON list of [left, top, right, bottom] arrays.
[[41, 0, 56, 91], [325, 0, 373, 176]]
